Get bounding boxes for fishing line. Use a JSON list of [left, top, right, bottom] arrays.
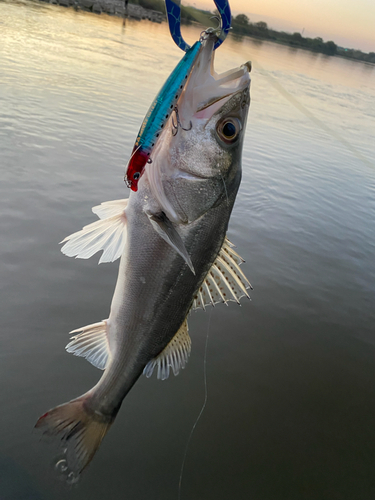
[[178, 308, 213, 500], [220, 173, 229, 206], [252, 59, 374, 169]]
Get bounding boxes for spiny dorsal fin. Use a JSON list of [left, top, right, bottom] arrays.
[[66, 320, 110, 370], [143, 320, 191, 380], [192, 237, 252, 310], [60, 200, 128, 264]]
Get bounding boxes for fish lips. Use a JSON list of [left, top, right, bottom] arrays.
[[193, 65, 251, 122]]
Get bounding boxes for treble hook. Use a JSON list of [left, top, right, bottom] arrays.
[[171, 106, 192, 136], [164, 0, 231, 52]]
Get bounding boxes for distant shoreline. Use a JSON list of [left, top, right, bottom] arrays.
[[238, 33, 375, 67], [36, 0, 374, 66], [37, 0, 165, 22]]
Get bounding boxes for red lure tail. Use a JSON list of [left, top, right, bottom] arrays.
[[125, 148, 150, 191]]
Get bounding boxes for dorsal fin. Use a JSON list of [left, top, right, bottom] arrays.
[[92, 199, 128, 219], [192, 237, 252, 310], [66, 320, 110, 370], [60, 199, 128, 264], [143, 320, 191, 380]]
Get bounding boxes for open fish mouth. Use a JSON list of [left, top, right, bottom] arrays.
[[178, 31, 251, 122]]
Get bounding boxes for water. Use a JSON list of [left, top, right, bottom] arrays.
[[1, 1, 375, 498]]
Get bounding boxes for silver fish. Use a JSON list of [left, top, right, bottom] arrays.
[[36, 31, 251, 478]]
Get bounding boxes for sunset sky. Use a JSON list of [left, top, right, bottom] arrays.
[[190, 0, 375, 52]]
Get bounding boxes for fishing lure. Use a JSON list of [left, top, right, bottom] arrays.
[[124, 0, 232, 191], [125, 40, 202, 191]]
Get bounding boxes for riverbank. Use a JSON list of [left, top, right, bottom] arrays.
[[36, 0, 374, 65], [38, 0, 165, 22]]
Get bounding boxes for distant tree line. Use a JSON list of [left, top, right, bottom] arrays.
[[337, 47, 375, 63], [128, 1, 374, 64], [232, 14, 338, 55], [231, 13, 374, 62]]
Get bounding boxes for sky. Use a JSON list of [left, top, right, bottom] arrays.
[[189, 0, 375, 52]]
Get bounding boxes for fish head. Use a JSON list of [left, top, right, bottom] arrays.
[[143, 31, 251, 223]]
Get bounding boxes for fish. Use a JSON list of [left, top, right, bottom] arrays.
[[35, 30, 251, 479]]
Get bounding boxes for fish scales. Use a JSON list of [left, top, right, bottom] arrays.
[[90, 197, 234, 415]]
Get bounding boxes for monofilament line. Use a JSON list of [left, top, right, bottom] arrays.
[[220, 173, 229, 206], [178, 309, 212, 500]]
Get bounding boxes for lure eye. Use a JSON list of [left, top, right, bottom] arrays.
[[133, 172, 140, 180], [217, 118, 242, 143]]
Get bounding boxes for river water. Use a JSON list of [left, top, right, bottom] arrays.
[[1, 1, 375, 498]]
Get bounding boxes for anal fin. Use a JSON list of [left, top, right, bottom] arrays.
[[143, 319, 191, 380]]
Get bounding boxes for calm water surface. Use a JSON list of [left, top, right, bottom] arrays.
[[1, 1, 375, 498]]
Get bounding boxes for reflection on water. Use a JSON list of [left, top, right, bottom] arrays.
[[0, 1, 375, 499]]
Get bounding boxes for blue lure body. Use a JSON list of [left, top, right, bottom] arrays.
[[125, 41, 202, 191], [125, 0, 233, 191]]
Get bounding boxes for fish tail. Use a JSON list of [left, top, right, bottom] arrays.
[[35, 394, 113, 478]]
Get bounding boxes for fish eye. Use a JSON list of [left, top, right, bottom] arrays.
[[133, 172, 140, 180], [223, 122, 236, 138], [217, 118, 242, 143]]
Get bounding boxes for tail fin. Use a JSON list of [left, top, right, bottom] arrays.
[[35, 396, 113, 478]]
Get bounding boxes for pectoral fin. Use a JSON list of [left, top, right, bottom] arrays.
[[147, 212, 195, 274], [143, 320, 191, 380]]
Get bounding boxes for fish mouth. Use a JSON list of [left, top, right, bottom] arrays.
[[178, 32, 251, 121]]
